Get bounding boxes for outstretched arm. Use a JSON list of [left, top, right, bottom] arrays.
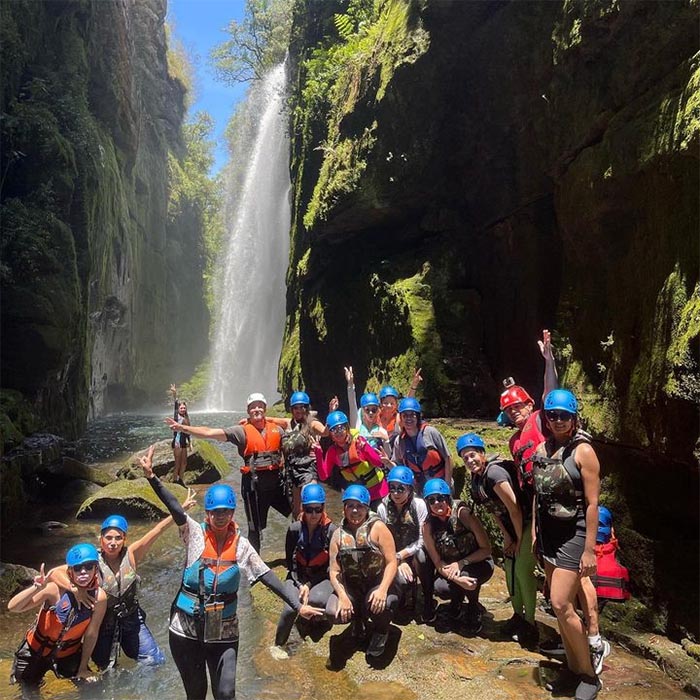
[[164, 418, 227, 441], [538, 329, 558, 401]]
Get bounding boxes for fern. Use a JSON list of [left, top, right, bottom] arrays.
[[334, 13, 355, 39]]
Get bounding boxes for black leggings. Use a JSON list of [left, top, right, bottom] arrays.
[[169, 631, 239, 700], [431, 558, 495, 608], [326, 583, 399, 634]]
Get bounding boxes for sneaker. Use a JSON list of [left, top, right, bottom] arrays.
[[590, 639, 611, 675], [366, 632, 388, 657], [421, 599, 437, 624], [460, 607, 483, 636], [575, 675, 602, 700], [544, 669, 578, 693], [502, 613, 523, 636], [513, 621, 539, 649], [268, 644, 289, 660], [539, 636, 567, 659]]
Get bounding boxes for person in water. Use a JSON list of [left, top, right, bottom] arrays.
[[315, 410, 391, 511], [170, 384, 191, 487], [166, 392, 291, 553], [141, 447, 323, 700], [9, 543, 108, 685], [48, 491, 196, 669], [376, 465, 432, 620], [422, 478, 494, 635], [327, 484, 398, 659], [458, 433, 538, 647], [271, 483, 336, 658], [531, 389, 604, 700], [391, 397, 453, 495]]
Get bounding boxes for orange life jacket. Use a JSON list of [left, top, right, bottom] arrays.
[[338, 433, 384, 489], [242, 421, 283, 473], [402, 424, 445, 481], [26, 592, 93, 659]]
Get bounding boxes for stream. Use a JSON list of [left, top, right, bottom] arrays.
[[0, 413, 693, 699]]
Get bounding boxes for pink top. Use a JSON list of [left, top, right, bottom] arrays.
[[315, 434, 389, 502]]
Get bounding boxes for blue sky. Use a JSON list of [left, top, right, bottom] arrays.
[[167, 0, 249, 173]]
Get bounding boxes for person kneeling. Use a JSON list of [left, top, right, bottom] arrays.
[[327, 485, 398, 659]]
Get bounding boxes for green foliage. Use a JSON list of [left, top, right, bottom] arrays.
[[168, 111, 224, 313], [211, 0, 293, 84], [165, 22, 195, 104], [177, 361, 210, 405], [297, 0, 429, 229]]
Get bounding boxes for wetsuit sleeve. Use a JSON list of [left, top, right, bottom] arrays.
[[146, 476, 187, 526], [285, 523, 300, 585], [258, 570, 302, 613], [173, 399, 178, 421]]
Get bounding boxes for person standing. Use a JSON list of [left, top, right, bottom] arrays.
[[169, 384, 191, 487], [166, 392, 291, 553], [391, 398, 452, 495], [458, 433, 539, 647], [532, 389, 604, 700], [142, 447, 322, 700]]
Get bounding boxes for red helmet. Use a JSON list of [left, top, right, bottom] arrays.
[[499, 385, 533, 410]]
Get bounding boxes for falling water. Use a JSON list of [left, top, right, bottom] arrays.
[[206, 64, 290, 411]]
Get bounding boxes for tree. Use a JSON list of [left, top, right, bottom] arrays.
[[210, 0, 293, 84]]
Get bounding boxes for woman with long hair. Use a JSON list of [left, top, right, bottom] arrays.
[[170, 384, 190, 486]]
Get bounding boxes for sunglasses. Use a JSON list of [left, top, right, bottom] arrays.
[[363, 406, 379, 414], [427, 495, 449, 505], [303, 506, 323, 514], [389, 485, 407, 494], [545, 410, 574, 422], [330, 425, 347, 434], [71, 563, 96, 573]]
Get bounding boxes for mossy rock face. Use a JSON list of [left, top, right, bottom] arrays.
[[0, 563, 39, 602], [76, 478, 188, 521], [44, 457, 114, 487], [118, 438, 230, 485]]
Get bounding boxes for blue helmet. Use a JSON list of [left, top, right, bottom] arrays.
[[379, 386, 399, 400], [205, 484, 237, 511], [66, 543, 99, 567], [398, 397, 421, 414], [342, 484, 370, 506], [301, 483, 326, 505], [544, 389, 578, 414], [456, 433, 485, 454], [101, 515, 128, 534], [327, 410, 349, 430], [290, 391, 310, 407], [423, 478, 451, 499], [597, 506, 613, 544], [360, 392, 380, 408], [387, 465, 414, 486]]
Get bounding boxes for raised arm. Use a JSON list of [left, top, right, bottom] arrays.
[[141, 446, 187, 526], [8, 565, 58, 613], [538, 329, 558, 400], [344, 366, 359, 428], [406, 368, 422, 398]]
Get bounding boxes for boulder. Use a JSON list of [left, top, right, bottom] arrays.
[[76, 478, 188, 520], [117, 438, 230, 485], [44, 457, 115, 486], [0, 562, 39, 601], [59, 479, 103, 505]]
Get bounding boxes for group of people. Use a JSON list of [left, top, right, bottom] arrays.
[[8, 331, 622, 700]]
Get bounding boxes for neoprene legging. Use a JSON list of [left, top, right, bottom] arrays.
[[170, 631, 238, 700], [504, 524, 538, 624]]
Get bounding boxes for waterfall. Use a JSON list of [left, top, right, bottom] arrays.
[[205, 64, 290, 411]]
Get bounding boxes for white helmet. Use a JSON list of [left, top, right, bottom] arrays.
[[246, 393, 267, 408]]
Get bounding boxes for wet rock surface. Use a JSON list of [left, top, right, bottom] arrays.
[[253, 558, 697, 699], [117, 438, 230, 484]]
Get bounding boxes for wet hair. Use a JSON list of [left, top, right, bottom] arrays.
[[177, 400, 190, 424]]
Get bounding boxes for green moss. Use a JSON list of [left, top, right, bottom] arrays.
[[191, 438, 231, 478], [179, 361, 211, 405], [665, 281, 700, 401], [279, 311, 303, 392]]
